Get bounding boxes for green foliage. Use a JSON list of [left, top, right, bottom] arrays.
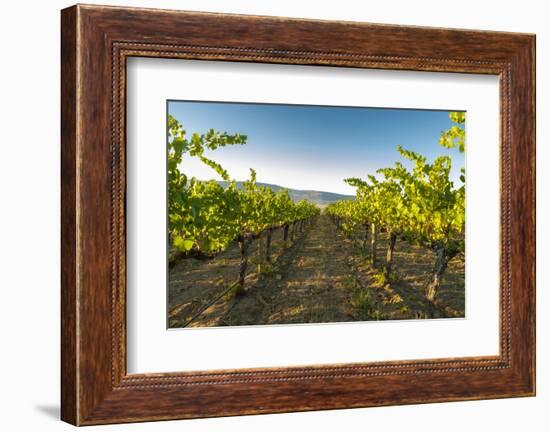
[[328, 147, 464, 255], [388, 147, 464, 254], [370, 268, 397, 287], [327, 119, 465, 256], [351, 289, 383, 321], [327, 111, 466, 301], [438, 111, 466, 153], [167, 115, 319, 258], [169, 109, 465, 303]]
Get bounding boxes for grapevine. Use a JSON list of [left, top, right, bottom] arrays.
[[168, 115, 319, 294]]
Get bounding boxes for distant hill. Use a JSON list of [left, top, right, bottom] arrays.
[[217, 181, 354, 207]]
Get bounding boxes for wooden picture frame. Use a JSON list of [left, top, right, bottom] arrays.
[[61, 4, 535, 425]]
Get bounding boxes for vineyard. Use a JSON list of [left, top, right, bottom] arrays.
[[167, 111, 465, 328]]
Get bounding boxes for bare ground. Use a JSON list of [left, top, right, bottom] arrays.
[[168, 215, 465, 328]]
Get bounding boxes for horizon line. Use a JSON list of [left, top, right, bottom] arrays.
[[193, 177, 356, 197]]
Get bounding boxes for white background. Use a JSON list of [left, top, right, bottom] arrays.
[[127, 59, 500, 373], [0, 0, 546, 430]]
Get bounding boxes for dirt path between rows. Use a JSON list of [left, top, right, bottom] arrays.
[[169, 215, 465, 328], [223, 215, 356, 326]]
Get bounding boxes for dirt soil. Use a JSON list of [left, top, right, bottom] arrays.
[[168, 215, 465, 328]]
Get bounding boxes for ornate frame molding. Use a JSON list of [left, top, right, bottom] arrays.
[[61, 5, 535, 425]]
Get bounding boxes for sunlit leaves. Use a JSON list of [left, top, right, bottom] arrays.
[[167, 115, 319, 258], [328, 142, 465, 256], [439, 111, 465, 153]]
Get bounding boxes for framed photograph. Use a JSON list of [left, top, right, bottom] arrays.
[[61, 4, 535, 425]]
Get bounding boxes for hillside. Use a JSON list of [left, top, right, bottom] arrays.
[[217, 181, 354, 207]]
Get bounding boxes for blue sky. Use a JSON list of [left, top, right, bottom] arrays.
[[168, 101, 465, 195]]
